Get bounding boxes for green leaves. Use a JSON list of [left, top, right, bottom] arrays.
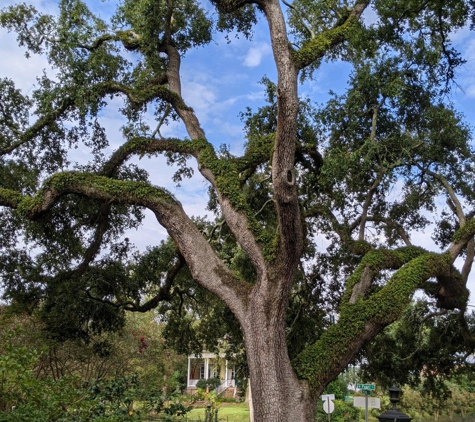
[[115, 0, 213, 55], [359, 301, 475, 393], [0, 3, 56, 56], [310, 48, 474, 256], [0, 327, 41, 412]]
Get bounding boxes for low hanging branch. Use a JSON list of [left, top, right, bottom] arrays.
[[86, 253, 186, 313], [0, 171, 252, 320]]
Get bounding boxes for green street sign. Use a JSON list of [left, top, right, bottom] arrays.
[[357, 384, 375, 390]]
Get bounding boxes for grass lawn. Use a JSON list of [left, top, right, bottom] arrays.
[[186, 402, 250, 421]]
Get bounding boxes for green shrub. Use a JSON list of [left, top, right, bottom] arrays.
[[0, 328, 191, 421], [315, 399, 360, 422], [0, 316, 193, 421], [196, 377, 222, 391]]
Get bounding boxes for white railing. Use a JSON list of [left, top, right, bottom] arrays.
[[214, 379, 235, 395], [188, 378, 235, 393]]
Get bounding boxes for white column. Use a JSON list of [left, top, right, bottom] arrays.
[[204, 358, 209, 380], [225, 359, 228, 381], [187, 356, 191, 387], [248, 378, 254, 422]]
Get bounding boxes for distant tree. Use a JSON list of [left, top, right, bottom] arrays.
[[358, 301, 475, 393], [400, 383, 475, 422], [0, 306, 186, 393], [1, 0, 475, 420]]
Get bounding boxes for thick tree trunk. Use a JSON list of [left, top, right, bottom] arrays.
[[241, 296, 316, 421]]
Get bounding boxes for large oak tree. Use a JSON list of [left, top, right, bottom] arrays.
[[1, 0, 475, 420]]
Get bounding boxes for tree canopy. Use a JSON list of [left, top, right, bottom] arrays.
[[1, 0, 475, 420]]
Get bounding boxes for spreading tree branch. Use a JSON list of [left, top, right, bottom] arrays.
[[0, 172, 252, 319], [293, 0, 370, 70], [0, 81, 181, 157], [293, 249, 457, 394], [86, 253, 186, 312]]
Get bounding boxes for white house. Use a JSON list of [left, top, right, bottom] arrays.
[[186, 351, 237, 397]]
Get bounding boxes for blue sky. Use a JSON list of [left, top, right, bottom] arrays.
[[1, 0, 475, 305]]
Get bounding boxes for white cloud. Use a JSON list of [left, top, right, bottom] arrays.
[[124, 186, 211, 252], [182, 81, 217, 121], [0, 31, 52, 92], [181, 189, 211, 218], [465, 83, 475, 98], [246, 88, 266, 101], [123, 209, 169, 250], [243, 43, 271, 68], [211, 118, 244, 142]]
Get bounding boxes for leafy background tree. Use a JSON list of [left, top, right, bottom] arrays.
[[359, 301, 475, 394], [0, 306, 188, 420]]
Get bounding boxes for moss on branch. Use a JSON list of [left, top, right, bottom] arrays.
[[103, 135, 275, 258], [293, 250, 454, 393], [101, 137, 188, 176], [14, 171, 175, 219], [365, 253, 452, 320], [341, 246, 425, 304], [293, 17, 359, 69], [0, 188, 24, 207], [234, 133, 275, 175], [453, 218, 475, 243], [183, 138, 276, 258], [96, 81, 187, 111], [16, 195, 45, 217]]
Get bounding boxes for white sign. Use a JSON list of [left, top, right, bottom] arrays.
[[353, 397, 381, 409], [321, 394, 336, 414], [323, 398, 335, 414]]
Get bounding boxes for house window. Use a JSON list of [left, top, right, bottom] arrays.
[[190, 360, 205, 379]]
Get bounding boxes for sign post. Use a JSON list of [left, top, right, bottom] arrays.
[[356, 384, 376, 422], [321, 394, 335, 422], [366, 395, 369, 422]]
